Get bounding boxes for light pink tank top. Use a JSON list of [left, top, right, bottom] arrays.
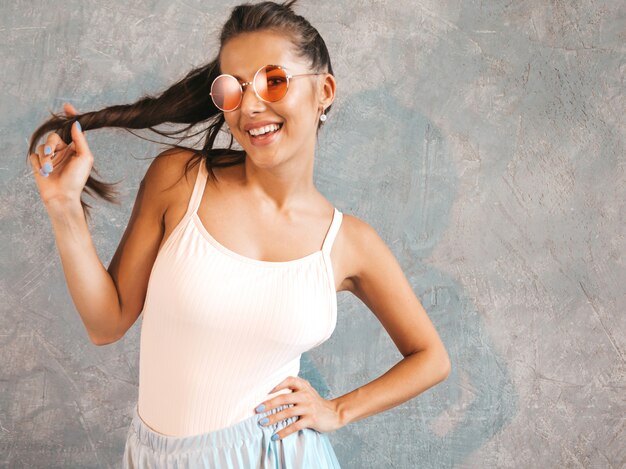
[[137, 160, 342, 436]]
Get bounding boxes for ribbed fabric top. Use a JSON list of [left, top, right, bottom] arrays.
[[137, 161, 342, 437]]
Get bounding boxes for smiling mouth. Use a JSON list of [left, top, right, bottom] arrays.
[[247, 123, 283, 138]]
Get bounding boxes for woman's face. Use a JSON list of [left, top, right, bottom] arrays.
[[218, 30, 333, 168]]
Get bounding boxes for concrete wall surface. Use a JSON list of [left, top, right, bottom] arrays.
[[1, 0, 623, 467]]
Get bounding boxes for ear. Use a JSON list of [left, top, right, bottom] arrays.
[[318, 72, 336, 110]]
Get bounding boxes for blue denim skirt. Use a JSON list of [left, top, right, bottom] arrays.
[[122, 403, 342, 468]]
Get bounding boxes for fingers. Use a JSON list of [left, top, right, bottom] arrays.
[[35, 142, 54, 177], [38, 131, 66, 177], [258, 403, 299, 427], [63, 102, 78, 116], [29, 151, 43, 176], [257, 404, 301, 442], [31, 107, 83, 178], [70, 120, 91, 159]]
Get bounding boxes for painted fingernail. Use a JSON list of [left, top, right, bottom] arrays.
[[271, 433, 280, 441], [44, 145, 51, 155], [39, 168, 49, 177], [259, 417, 269, 425], [255, 404, 265, 413], [43, 162, 53, 173], [76, 121, 82, 132]]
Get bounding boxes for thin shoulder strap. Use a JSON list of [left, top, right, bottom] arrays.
[[321, 207, 343, 254], [184, 159, 208, 218]]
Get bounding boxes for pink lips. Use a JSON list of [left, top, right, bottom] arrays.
[[248, 123, 283, 147]]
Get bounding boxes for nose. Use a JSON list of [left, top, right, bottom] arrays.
[[239, 82, 266, 115]]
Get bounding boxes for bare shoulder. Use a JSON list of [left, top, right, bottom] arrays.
[[142, 148, 201, 219], [336, 212, 385, 293], [144, 147, 199, 190]]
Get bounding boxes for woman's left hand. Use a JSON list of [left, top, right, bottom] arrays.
[[255, 376, 343, 440]]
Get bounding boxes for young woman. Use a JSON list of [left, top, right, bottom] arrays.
[[28, 1, 450, 467]]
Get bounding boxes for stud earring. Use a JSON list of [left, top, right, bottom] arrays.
[[319, 109, 327, 122]]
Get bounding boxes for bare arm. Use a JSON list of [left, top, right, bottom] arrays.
[[105, 156, 175, 344], [32, 118, 122, 346], [45, 198, 122, 345], [332, 216, 451, 426], [30, 105, 184, 346], [43, 149, 184, 345]]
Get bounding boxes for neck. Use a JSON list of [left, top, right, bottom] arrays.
[[241, 134, 319, 213], [243, 156, 316, 213]]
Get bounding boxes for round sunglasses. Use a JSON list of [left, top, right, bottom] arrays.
[[210, 64, 326, 112]]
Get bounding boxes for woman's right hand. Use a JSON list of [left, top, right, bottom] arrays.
[[29, 103, 95, 207]]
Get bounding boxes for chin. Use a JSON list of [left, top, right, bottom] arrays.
[[245, 150, 282, 167]]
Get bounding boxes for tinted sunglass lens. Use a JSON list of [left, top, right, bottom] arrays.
[[255, 66, 288, 102], [211, 75, 242, 111]]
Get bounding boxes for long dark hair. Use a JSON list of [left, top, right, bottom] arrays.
[[26, 0, 334, 221]]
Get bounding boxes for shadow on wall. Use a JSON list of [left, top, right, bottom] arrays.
[[299, 84, 518, 467]]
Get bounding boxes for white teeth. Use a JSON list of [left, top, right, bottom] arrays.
[[248, 123, 281, 136]]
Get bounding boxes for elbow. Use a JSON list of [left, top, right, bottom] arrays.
[[440, 358, 451, 381], [440, 354, 452, 381], [413, 346, 451, 382], [89, 331, 119, 346], [90, 335, 110, 346], [435, 348, 451, 381], [92, 337, 120, 346], [88, 316, 124, 346]]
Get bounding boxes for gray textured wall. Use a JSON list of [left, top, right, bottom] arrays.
[[2, 0, 624, 468]]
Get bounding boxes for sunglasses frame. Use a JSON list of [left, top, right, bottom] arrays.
[[210, 64, 326, 112]]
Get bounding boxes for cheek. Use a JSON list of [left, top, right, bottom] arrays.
[[223, 116, 235, 132], [223, 113, 232, 122], [279, 103, 314, 130], [224, 116, 246, 141]]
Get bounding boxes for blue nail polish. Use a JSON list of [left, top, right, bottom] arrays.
[[76, 121, 82, 132], [44, 145, 51, 155], [43, 162, 53, 173], [39, 168, 49, 177], [259, 417, 269, 425], [255, 404, 265, 413], [271, 433, 280, 441]]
